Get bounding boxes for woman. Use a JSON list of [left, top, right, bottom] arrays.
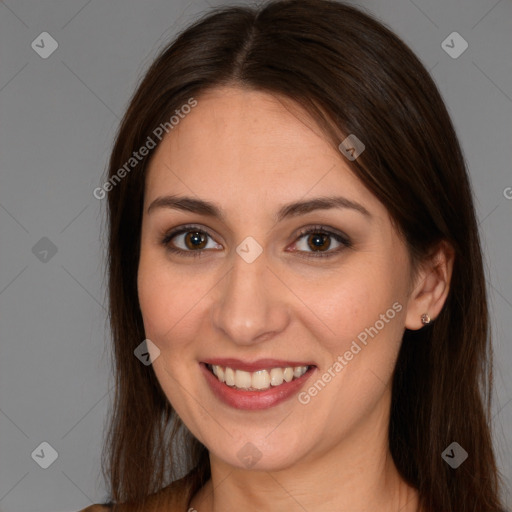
[[81, 0, 507, 510]]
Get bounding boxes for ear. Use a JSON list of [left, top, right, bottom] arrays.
[[405, 240, 455, 330]]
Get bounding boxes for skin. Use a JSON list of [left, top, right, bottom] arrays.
[[137, 85, 454, 512]]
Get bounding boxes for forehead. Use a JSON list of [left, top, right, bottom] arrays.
[[144, 86, 377, 212]]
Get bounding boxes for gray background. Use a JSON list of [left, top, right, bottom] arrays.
[[0, 0, 510, 510]]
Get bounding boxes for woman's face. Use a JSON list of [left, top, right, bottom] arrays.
[[138, 85, 417, 471]]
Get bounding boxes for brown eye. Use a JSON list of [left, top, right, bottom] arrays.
[[292, 225, 351, 259], [306, 232, 332, 252], [183, 231, 208, 250], [161, 225, 223, 258]]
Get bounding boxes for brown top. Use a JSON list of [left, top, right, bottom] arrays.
[[78, 471, 194, 512]]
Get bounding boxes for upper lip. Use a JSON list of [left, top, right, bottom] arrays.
[[202, 358, 316, 372]]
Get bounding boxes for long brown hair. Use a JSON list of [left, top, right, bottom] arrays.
[[100, 1, 506, 510]]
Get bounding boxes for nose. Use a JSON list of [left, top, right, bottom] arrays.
[[210, 248, 291, 346]]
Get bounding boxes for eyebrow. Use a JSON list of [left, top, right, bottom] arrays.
[[146, 194, 371, 222]]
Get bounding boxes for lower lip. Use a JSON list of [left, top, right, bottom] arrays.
[[200, 363, 316, 410]]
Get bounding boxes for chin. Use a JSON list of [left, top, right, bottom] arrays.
[[207, 430, 311, 473]]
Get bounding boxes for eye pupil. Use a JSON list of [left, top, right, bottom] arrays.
[[185, 231, 207, 250], [308, 233, 330, 251]]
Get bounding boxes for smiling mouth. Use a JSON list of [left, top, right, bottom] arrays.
[[206, 363, 314, 391]]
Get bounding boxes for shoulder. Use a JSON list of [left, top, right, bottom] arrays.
[[77, 471, 195, 512]]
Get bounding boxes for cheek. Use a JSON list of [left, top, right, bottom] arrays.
[[296, 262, 400, 351], [137, 253, 208, 420], [296, 256, 408, 409], [138, 249, 181, 346], [137, 249, 215, 355]]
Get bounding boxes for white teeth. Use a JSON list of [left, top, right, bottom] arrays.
[[270, 368, 284, 386], [225, 367, 235, 386], [252, 370, 270, 390], [210, 364, 309, 391], [212, 365, 225, 383], [235, 370, 252, 389], [293, 366, 307, 378], [283, 367, 294, 382]]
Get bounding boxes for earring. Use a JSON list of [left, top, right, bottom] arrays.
[[421, 313, 431, 325]]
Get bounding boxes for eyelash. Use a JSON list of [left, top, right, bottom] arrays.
[[160, 224, 352, 259]]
